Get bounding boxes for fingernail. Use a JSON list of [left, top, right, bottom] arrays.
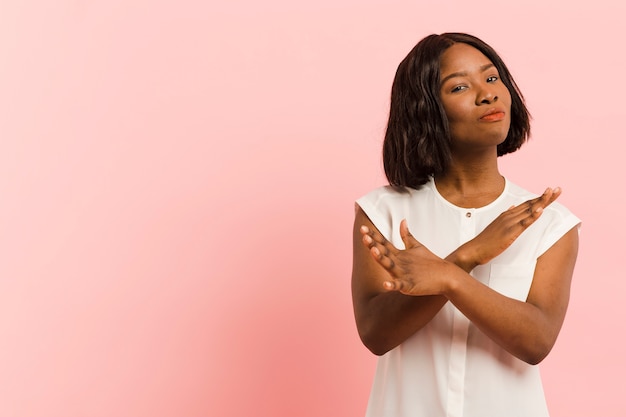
[[360, 225, 369, 233], [536, 207, 543, 213]]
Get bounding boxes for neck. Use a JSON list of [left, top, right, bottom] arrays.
[[434, 150, 504, 208]]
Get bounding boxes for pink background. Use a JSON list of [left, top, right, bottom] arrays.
[[0, 1, 622, 416]]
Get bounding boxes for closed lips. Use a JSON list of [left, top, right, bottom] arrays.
[[479, 109, 505, 121]]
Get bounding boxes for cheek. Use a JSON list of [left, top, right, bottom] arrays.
[[500, 88, 513, 109], [442, 100, 467, 123]]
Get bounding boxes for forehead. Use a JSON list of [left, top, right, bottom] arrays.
[[439, 43, 494, 76]]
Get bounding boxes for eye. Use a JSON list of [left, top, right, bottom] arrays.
[[486, 75, 499, 83], [451, 85, 468, 93]]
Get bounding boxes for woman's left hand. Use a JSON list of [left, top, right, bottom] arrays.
[[361, 219, 449, 296]]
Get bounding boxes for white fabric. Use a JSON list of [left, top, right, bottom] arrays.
[[356, 177, 580, 417]]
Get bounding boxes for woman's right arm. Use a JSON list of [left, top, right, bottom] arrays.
[[352, 206, 465, 355]]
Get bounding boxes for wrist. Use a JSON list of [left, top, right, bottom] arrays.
[[448, 244, 479, 272], [440, 261, 464, 297]]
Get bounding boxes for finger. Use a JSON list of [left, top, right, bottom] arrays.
[[507, 197, 541, 214], [517, 212, 541, 228], [370, 246, 396, 270], [522, 187, 561, 217], [360, 225, 381, 241], [361, 225, 391, 246], [361, 225, 399, 254], [535, 188, 553, 209], [363, 235, 392, 258], [400, 219, 420, 249], [503, 203, 540, 219], [508, 203, 546, 229], [540, 187, 561, 207], [383, 278, 413, 294], [532, 187, 562, 208], [508, 188, 555, 216], [383, 279, 398, 291], [528, 189, 552, 213]]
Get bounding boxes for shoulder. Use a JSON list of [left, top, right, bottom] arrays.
[[357, 184, 412, 204], [357, 180, 434, 207], [355, 181, 435, 241], [356, 183, 435, 220]]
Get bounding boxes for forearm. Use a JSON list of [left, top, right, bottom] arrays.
[[357, 292, 446, 355], [356, 251, 475, 356], [442, 263, 559, 364]]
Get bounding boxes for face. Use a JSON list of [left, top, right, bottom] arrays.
[[439, 43, 512, 153]]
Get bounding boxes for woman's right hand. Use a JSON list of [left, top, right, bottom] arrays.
[[454, 187, 562, 270]]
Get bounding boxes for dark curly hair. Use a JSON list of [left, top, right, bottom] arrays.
[[383, 33, 531, 189]]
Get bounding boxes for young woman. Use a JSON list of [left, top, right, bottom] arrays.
[[352, 33, 580, 417]]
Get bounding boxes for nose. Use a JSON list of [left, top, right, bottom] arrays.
[[477, 88, 498, 105]]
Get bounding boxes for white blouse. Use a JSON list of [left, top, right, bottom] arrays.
[[356, 178, 580, 417]]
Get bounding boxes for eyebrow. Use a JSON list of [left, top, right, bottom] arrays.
[[440, 63, 495, 86]]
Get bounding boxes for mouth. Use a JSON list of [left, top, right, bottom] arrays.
[[479, 108, 506, 122]]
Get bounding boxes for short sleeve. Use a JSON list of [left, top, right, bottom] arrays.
[[355, 186, 398, 242], [535, 202, 581, 257]]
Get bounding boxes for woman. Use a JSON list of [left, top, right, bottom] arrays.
[[352, 33, 580, 417]]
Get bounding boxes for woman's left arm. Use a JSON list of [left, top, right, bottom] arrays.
[[442, 226, 579, 364], [373, 223, 579, 365]]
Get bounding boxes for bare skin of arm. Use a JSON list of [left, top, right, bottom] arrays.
[[442, 227, 577, 364], [352, 188, 574, 361]]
